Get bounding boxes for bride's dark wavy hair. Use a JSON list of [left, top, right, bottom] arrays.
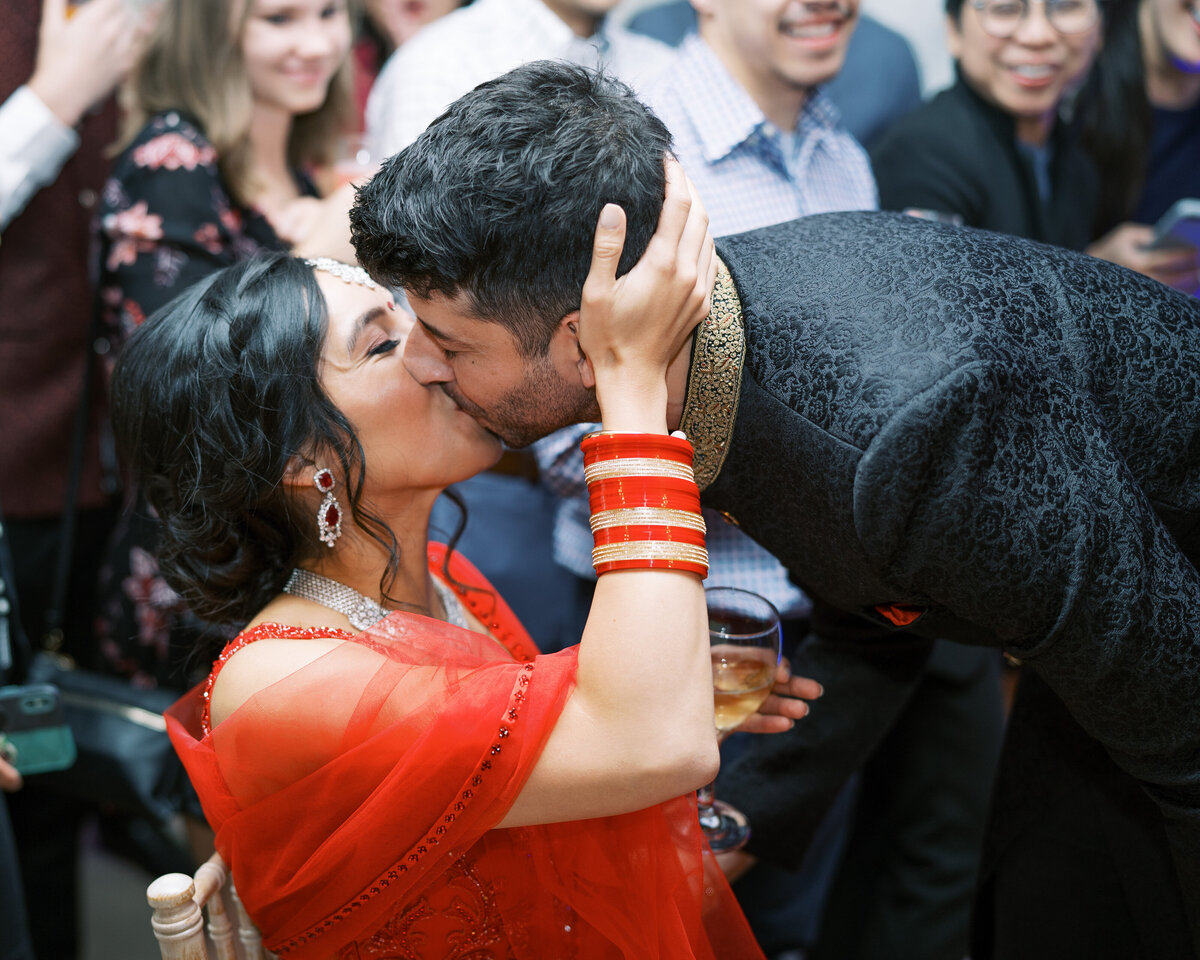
[[111, 252, 436, 627]]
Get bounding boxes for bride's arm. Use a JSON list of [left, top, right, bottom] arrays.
[[498, 159, 721, 827]]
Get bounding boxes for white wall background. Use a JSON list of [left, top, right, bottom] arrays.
[[861, 0, 954, 95]]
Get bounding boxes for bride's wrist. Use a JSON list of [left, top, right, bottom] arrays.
[[595, 374, 668, 434]]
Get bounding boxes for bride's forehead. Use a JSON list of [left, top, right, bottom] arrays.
[[316, 273, 389, 317]]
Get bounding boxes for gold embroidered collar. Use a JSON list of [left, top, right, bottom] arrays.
[[679, 260, 745, 491]]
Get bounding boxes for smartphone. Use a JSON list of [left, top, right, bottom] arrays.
[[1144, 198, 1200, 252], [0, 684, 76, 776]]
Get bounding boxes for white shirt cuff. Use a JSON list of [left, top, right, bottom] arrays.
[[0, 85, 80, 230]]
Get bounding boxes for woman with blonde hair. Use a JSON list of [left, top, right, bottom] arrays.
[[95, 0, 361, 687]]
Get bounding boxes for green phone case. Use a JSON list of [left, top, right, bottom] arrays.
[[0, 684, 77, 775]]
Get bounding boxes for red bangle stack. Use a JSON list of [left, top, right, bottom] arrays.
[[581, 431, 709, 579]]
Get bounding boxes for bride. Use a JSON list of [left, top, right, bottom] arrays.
[[111, 171, 819, 958]]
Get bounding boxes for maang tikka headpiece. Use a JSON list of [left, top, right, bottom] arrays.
[[304, 257, 381, 290]]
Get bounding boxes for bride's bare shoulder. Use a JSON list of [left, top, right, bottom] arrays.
[[208, 627, 348, 729]]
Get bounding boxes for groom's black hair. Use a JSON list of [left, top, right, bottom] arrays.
[[350, 60, 673, 357]]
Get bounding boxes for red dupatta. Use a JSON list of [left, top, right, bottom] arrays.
[[167, 544, 764, 959]]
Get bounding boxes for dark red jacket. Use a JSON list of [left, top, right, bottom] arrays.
[[0, 0, 119, 518]]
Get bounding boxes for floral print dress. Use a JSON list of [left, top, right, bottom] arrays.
[[95, 110, 313, 687]]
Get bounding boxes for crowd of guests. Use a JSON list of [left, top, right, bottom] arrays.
[[0, 0, 1198, 958]]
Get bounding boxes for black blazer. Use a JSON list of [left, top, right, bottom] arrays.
[[696, 212, 1200, 948], [870, 74, 1099, 251]]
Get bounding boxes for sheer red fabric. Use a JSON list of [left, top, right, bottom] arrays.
[[167, 544, 764, 959]]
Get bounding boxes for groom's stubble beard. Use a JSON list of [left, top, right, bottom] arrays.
[[440, 357, 601, 449]]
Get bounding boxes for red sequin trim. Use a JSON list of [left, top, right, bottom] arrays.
[[200, 623, 356, 736]]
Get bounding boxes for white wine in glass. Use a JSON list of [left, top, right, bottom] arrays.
[[700, 588, 782, 852]]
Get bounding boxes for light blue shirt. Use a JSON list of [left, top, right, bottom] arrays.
[[535, 34, 879, 618], [645, 33, 877, 236], [627, 3, 923, 148]]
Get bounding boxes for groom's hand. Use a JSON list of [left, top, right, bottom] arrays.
[[734, 658, 824, 735], [577, 157, 716, 428]]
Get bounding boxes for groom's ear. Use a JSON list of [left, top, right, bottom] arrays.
[[559, 311, 597, 389]]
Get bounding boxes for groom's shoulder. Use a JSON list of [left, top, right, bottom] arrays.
[[717, 210, 915, 254], [714, 211, 922, 281]]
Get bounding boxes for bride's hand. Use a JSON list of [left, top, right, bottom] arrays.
[[578, 156, 717, 431]]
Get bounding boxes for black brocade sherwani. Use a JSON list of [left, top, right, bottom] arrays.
[[690, 212, 1200, 952]]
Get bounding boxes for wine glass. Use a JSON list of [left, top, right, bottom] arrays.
[[699, 587, 782, 852]]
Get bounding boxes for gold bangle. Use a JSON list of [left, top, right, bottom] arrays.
[[584, 458, 696, 484], [589, 507, 707, 533], [591, 542, 710, 566]]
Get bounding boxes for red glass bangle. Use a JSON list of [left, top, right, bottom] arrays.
[[592, 525, 708, 548], [584, 432, 706, 580], [581, 432, 694, 466], [593, 557, 709, 578], [586, 475, 700, 499]]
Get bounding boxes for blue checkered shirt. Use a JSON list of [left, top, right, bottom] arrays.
[[534, 34, 878, 618], [648, 32, 878, 233]]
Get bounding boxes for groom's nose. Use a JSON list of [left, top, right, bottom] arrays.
[[402, 322, 454, 385]]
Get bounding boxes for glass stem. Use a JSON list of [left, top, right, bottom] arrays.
[[696, 780, 720, 828], [697, 730, 730, 828], [696, 729, 728, 825]]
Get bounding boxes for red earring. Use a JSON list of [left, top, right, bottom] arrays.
[[313, 468, 342, 547]]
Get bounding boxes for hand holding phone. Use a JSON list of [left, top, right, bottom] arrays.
[[1143, 198, 1200, 252], [1088, 217, 1200, 294], [0, 684, 76, 777]]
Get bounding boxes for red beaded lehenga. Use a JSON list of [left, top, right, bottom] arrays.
[[166, 544, 764, 959]]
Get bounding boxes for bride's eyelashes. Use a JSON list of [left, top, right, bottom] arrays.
[[367, 339, 401, 357]]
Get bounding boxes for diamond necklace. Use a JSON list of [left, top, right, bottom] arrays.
[[282, 568, 469, 631]]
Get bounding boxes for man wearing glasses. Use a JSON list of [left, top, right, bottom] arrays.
[[871, 0, 1104, 250]]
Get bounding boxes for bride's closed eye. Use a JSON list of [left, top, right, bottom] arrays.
[[367, 339, 401, 357]]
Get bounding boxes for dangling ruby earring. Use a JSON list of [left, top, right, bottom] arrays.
[[313, 468, 342, 547]]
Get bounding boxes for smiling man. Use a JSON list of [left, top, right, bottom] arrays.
[[352, 60, 1200, 958], [871, 0, 1105, 249], [648, 0, 876, 235]]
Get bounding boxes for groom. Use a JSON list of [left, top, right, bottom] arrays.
[[351, 62, 1200, 955]]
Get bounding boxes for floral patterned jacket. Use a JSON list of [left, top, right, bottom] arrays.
[[93, 111, 310, 686], [98, 110, 305, 341]]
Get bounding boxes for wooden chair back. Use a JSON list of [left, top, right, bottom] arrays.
[[147, 853, 274, 960]]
